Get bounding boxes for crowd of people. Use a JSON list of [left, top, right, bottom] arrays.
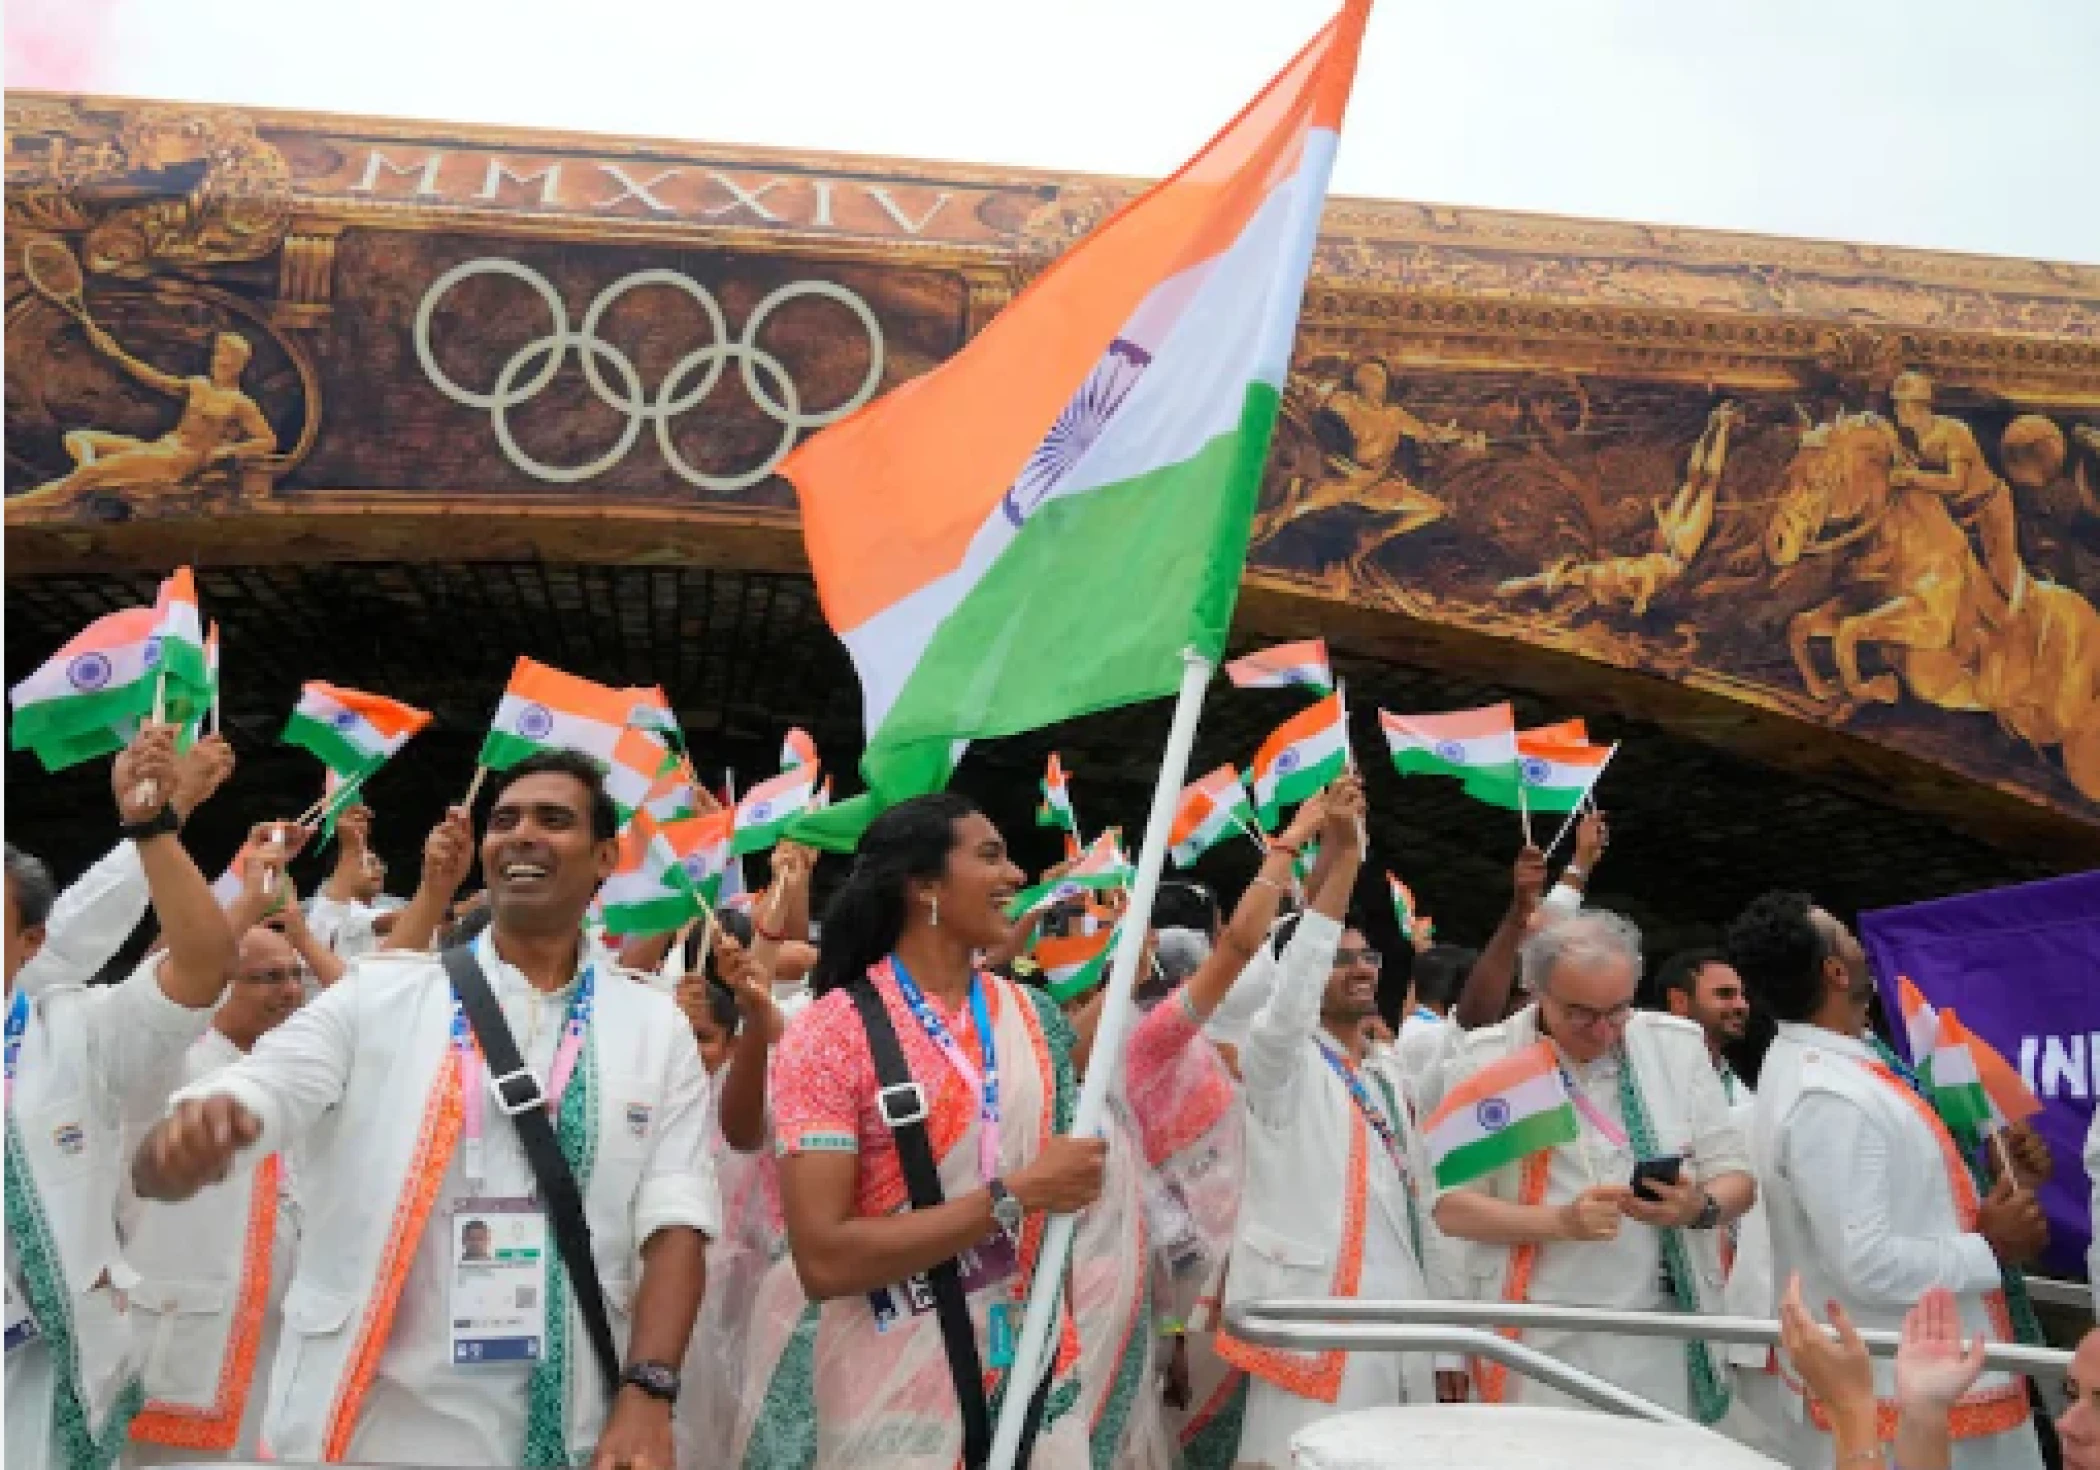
[[5, 723, 2097, 1470]]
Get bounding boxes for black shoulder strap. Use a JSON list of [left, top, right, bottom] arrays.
[[440, 944, 621, 1402], [846, 978, 1054, 1470]]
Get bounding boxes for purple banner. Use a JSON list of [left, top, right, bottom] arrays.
[[1864, 870, 2100, 1280]]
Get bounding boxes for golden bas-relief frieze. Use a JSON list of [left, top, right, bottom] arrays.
[[5, 95, 2099, 824]]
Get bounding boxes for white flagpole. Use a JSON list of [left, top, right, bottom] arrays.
[[987, 648, 1214, 1470], [1542, 743, 1620, 859], [1334, 679, 1370, 855]]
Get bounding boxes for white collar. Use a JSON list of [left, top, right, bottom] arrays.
[[1774, 1020, 1876, 1063]]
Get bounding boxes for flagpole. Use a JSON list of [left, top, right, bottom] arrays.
[[1541, 743, 1620, 859], [1225, 808, 1271, 853], [460, 764, 490, 812], [988, 649, 1213, 1470], [1335, 679, 1370, 855]]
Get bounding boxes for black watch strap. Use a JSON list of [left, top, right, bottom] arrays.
[[1692, 1188, 1722, 1231], [119, 805, 182, 841], [620, 1359, 680, 1405]]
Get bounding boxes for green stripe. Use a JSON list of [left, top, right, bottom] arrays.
[[1431, 1104, 1579, 1189], [601, 891, 703, 937], [1008, 869, 1129, 919], [283, 715, 383, 779], [836, 383, 1277, 843], [1459, 769, 1588, 814], [479, 728, 555, 771], [730, 814, 799, 857], [1932, 1079, 1992, 1132], [1392, 749, 1518, 783], [1255, 748, 1347, 825]]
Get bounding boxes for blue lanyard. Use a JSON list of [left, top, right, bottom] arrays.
[[451, 939, 597, 1185], [890, 957, 1001, 1183], [1410, 1006, 1439, 1025], [4, 992, 28, 1088], [1318, 1040, 1408, 1180]]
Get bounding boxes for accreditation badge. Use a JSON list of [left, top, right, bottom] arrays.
[[448, 1198, 548, 1365]]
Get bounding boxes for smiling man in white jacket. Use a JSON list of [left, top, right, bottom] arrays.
[[131, 750, 719, 1470]]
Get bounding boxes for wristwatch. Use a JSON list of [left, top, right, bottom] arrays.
[[1690, 1188, 1722, 1231], [620, 1360, 681, 1406], [119, 805, 182, 842], [988, 1178, 1025, 1241]]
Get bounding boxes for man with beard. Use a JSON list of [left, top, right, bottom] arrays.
[[1214, 776, 1451, 1466], [1656, 950, 1752, 1101], [130, 751, 718, 1470]]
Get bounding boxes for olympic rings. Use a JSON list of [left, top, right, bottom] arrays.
[[413, 259, 885, 491]]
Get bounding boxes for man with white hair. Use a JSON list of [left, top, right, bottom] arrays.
[[1434, 908, 1755, 1423]]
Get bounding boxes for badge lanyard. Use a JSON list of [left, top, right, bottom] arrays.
[[890, 957, 1000, 1186], [453, 938, 596, 1188], [1558, 1060, 1631, 1151], [3, 992, 28, 1104], [1317, 1041, 1409, 1182]]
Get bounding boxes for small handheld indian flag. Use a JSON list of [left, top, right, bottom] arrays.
[[1422, 1040, 1580, 1189], [283, 682, 433, 779], [781, 727, 819, 773], [731, 764, 820, 856], [1896, 976, 1942, 1071], [644, 751, 703, 824], [1248, 692, 1349, 828], [1036, 921, 1120, 1002], [481, 657, 632, 771], [1924, 1011, 1995, 1134], [603, 727, 673, 822], [598, 811, 706, 937], [149, 568, 212, 716], [1036, 752, 1079, 836], [1463, 732, 1614, 815], [1387, 872, 1430, 943], [1169, 765, 1258, 867], [1007, 830, 1133, 918], [1380, 703, 1519, 784], [626, 686, 683, 747], [1225, 638, 1334, 697], [660, 810, 734, 908], [1945, 1007, 2044, 1131]]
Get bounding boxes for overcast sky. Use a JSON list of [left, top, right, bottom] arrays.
[[11, 0, 2099, 264]]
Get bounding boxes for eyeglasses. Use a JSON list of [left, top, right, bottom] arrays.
[[240, 967, 308, 988], [1547, 994, 1634, 1030], [1332, 947, 1383, 971]]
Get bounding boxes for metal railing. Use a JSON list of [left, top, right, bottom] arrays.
[[1226, 1297, 2077, 1423], [2024, 1275, 2096, 1312]]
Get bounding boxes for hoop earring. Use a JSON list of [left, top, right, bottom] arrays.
[[929, 893, 941, 929]]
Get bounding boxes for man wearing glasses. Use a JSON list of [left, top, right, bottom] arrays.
[[1434, 910, 1755, 1423]]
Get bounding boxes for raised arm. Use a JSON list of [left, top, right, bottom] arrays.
[[85, 321, 183, 397], [115, 727, 237, 1010], [1453, 845, 1546, 1030], [379, 807, 474, 953], [1181, 796, 1324, 1022]]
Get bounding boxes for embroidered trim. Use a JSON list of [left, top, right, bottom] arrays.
[[1088, 1204, 1154, 1470], [131, 1154, 283, 1450], [523, 1032, 601, 1469], [1178, 1369, 1250, 1470], [322, 1050, 464, 1462], [4, 1111, 147, 1470], [1470, 1147, 1552, 1405], [1214, 1111, 1368, 1404]]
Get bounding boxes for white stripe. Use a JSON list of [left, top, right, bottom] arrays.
[[295, 690, 387, 759], [1254, 719, 1346, 798], [1425, 1067, 1567, 1156], [493, 693, 622, 761], [1931, 1045, 1981, 1088], [1389, 728, 1518, 767], [843, 134, 1336, 735], [12, 636, 158, 707]]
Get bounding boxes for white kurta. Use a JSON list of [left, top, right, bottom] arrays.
[[302, 896, 380, 962], [1232, 917, 1434, 1468], [1754, 1024, 2043, 1470]]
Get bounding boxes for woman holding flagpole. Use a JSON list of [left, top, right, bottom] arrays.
[[770, 794, 1106, 1468]]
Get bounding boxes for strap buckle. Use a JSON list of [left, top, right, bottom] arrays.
[[488, 1065, 545, 1116], [877, 1081, 929, 1129]]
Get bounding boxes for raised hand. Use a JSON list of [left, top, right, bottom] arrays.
[[1778, 1275, 1874, 1419], [113, 724, 181, 823], [1572, 807, 1609, 872], [419, 807, 475, 901], [1511, 845, 1547, 923], [1894, 1285, 1987, 1415], [170, 733, 235, 822]]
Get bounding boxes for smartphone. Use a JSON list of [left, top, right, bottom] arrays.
[[1629, 1155, 1684, 1203]]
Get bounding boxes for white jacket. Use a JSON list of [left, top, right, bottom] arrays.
[[7, 955, 212, 1450], [170, 939, 720, 1463], [1217, 914, 1440, 1402]]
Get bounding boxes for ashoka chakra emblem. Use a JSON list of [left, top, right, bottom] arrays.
[[515, 702, 555, 740], [66, 652, 113, 692], [1273, 749, 1301, 775], [1002, 338, 1153, 529], [141, 636, 163, 668], [748, 800, 772, 824], [1521, 756, 1551, 785], [1475, 1098, 1513, 1131], [1433, 739, 1466, 763], [332, 709, 362, 732]]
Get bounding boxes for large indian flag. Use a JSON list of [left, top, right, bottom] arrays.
[[10, 605, 164, 770], [1170, 764, 1256, 867], [784, 1, 1369, 849], [1381, 703, 1519, 784], [1422, 1040, 1580, 1189], [282, 682, 432, 777], [480, 657, 630, 771], [1248, 692, 1349, 827]]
